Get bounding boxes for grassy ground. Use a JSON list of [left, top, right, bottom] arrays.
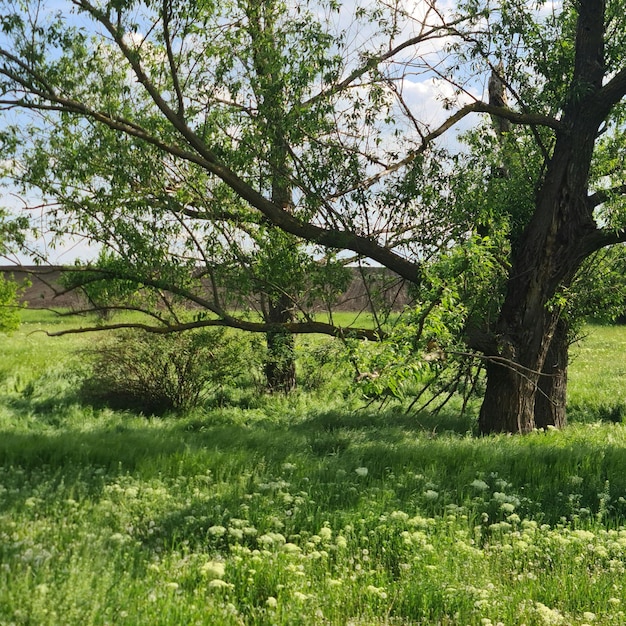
[[568, 326, 626, 423], [1, 314, 626, 625]]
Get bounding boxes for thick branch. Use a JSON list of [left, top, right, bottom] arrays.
[[582, 227, 626, 253], [588, 183, 626, 208], [595, 66, 626, 113], [1, 79, 421, 281], [44, 316, 383, 341], [52, 264, 386, 341]]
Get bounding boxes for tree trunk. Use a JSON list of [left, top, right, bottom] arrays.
[[264, 294, 296, 392], [478, 0, 612, 434], [534, 318, 568, 429], [478, 313, 569, 434], [264, 328, 296, 392], [478, 358, 538, 434]]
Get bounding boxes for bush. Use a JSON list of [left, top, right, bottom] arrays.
[[79, 328, 254, 415], [0, 273, 24, 334], [296, 338, 348, 391]]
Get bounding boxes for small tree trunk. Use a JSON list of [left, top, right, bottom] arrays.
[[264, 295, 296, 392], [534, 318, 568, 429]]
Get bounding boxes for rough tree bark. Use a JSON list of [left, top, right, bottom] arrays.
[[478, 0, 623, 433], [264, 293, 297, 393], [535, 318, 569, 429]]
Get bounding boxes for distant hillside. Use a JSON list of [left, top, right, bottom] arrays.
[[1, 265, 411, 313]]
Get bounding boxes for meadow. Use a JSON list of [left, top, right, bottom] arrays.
[[1, 312, 626, 625]]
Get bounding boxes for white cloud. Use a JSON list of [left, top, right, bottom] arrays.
[[388, 76, 479, 151]]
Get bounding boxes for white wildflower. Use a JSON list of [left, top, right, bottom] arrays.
[[208, 579, 233, 590], [470, 479, 490, 491], [390, 510, 410, 521], [200, 560, 225, 579], [282, 542, 301, 553], [535, 602, 564, 625], [365, 585, 388, 599]]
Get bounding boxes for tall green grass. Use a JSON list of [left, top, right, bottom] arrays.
[[1, 315, 626, 624], [568, 325, 626, 423]]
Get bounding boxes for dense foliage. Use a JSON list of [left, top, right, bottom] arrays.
[[0, 273, 20, 333], [79, 328, 256, 414]]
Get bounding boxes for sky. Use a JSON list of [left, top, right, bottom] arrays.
[[0, 0, 490, 266]]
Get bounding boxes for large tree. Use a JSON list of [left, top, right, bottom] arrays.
[[1, 0, 625, 432], [467, 0, 626, 433]]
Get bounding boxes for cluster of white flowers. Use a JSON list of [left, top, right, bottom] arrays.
[[200, 560, 225, 579]]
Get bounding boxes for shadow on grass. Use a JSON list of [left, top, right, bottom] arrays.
[[294, 406, 476, 435], [0, 424, 185, 470], [4, 407, 626, 540], [568, 401, 626, 424]]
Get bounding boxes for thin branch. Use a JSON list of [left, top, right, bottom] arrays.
[[302, 14, 473, 109], [162, 0, 185, 118], [329, 102, 560, 200]]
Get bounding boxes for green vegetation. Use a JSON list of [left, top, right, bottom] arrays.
[[568, 326, 626, 424], [1, 315, 626, 624], [0, 273, 22, 335], [78, 328, 256, 414], [3, 0, 625, 433]]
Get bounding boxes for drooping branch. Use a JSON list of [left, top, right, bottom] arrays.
[[50, 265, 384, 341], [43, 311, 383, 341]]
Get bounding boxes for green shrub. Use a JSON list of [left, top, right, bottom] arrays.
[[296, 337, 348, 391], [79, 328, 254, 414], [0, 273, 25, 333]]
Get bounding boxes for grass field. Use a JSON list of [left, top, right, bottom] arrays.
[[1, 313, 626, 625]]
